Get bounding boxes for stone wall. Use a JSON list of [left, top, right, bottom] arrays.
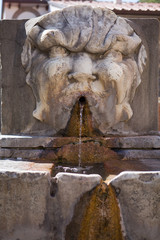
[[0, 14, 159, 136]]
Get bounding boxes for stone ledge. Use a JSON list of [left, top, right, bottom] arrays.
[[0, 135, 160, 149], [0, 159, 54, 173], [0, 135, 160, 173]]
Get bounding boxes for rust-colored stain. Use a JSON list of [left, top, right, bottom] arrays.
[[7, 161, 54, 173], [64, 98, 98, 137], [30, 137, 151, 175], [46, 137, 119, 148], [37, 140, 120, 166], [25, 162, 54, 173], [78, 182, 124, 240]]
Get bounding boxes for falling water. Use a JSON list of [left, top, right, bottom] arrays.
[[78, 103, 84, 167]]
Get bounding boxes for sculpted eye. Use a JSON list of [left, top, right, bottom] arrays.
[[49, 46, 69, 57]]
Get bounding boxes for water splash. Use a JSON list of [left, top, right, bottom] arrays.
[[78, 103, 84, 167]]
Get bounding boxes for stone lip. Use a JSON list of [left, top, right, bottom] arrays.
[[110, 171, 160, 183], [109, 171, 160, 186], [55, 172, 102, 186], [0, 159, 53, 173], [1, 135, 160, 149], [110, 171, 160, 240], [0, 135, 160, 175]]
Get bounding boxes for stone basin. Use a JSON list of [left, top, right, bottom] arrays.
[[0, 160, 160, 240]]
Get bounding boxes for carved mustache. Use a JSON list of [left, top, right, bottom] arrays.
[[68, 72, 97, 82], [61, 81, 109, 101]]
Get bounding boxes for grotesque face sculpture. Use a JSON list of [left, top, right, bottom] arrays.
[[22, 6, 147, 135]]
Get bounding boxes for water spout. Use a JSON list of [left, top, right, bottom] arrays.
[[64, 95, 95, 137], [79, 96, 86, 105]]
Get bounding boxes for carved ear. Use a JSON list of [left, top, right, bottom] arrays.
[[21, 39, 32, 73], [138, 45, 147, 74]]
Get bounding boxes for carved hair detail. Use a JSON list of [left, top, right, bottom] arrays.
[[22, 6, 146, 71]]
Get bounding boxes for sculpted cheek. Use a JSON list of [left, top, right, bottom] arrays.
[[95, 60, 123, 90]]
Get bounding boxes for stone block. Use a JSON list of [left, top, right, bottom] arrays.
[[0, 20, 35, 135], [50, 172, 102, 239], [1, 135, 160, 149], [0, 160, 53, 240], [0, 161, 101, 240], [110, 171, 160, 240], [128, 18, 159, 133]]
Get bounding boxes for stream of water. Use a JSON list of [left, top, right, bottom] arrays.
[[78, 103, 84, 167], [55, 99, 94, 174]]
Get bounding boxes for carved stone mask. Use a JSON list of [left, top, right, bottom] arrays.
[[21, 5, 147, 135]]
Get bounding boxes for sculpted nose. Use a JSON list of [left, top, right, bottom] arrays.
[[69, 53, 96, 82]]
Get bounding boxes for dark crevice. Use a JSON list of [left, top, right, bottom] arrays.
[[79, 96, 86, 105]]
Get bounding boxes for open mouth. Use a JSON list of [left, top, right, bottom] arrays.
[[79, 96, 86, 105]]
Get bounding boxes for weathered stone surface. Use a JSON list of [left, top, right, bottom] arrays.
[[113, 135, 160, 149], [22, 6, 147, 135], [0, 20, 35, 135], [1, 135, 160, 149], [117, 149, 160, 160], [0, 135, 160, 174], [0, 160, 53, 240], [50, 172, 102, 239], [104, 158, 160, 175], [1, 161, 160, 240], [0, 162, 101, 240], [110, 171, 160, 240], [0, 159, 53, 172], [0, 15, 158, 136], [0, 144, 119, 165], [128, 18, 159, 134], [66, 182, 124, 240]]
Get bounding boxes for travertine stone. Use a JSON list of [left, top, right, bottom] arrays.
[[1, 135, 160, 149], [22, 6, 147, 135], [110, 171, 160, 240], [0, 161, 101, 240], [0, 161, 52, 240], [113, 135, 160, 149], [0, 159, 53, 172], [0, 135, 160, 172], [0, 20, 35, 135], [50, 172, 102, 239]]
